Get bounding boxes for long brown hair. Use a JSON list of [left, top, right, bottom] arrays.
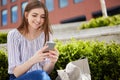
[[17, 0, 52, 44]]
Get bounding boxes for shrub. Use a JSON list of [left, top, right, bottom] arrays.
[[50, 39, 120, 80], [0, 50, 9, 80], [0, 39, 120, 80], [80, 14, 120, 29], [0, 33, 7, 44]]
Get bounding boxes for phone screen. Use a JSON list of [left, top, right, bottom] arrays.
[[44, 41, 56, 52]]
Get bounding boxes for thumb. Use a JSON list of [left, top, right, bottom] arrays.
[[41, 45, 48, 52]]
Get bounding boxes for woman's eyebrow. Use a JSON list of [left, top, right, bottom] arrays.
[[32, 12, 45, 15], [32, 13, 38, 15]]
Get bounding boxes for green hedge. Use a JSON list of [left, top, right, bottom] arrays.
[[0, 50, 9, 80], [0, 40, 120, 80], [50, 39, 120, 80], [80, 14, 120, 29], [0, 33, 7, 44]]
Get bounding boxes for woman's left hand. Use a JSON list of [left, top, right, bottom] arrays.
[[48, 48, 59, 64], [43, 48, 59, 73]]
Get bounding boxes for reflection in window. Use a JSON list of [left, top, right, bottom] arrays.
[[59, 0, 68, 8], [2, 10, 8, 26], [1, 0, 7, 6], [74, 0, 83, 3], [22, 2, 28, 15], [45, 0, 54, 12], [11, 6, 18, 23], [11, 0, 16, 2]]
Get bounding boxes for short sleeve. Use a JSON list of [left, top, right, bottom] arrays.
[[7, 30, 21, 74]]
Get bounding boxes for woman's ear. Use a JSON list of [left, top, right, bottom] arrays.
[[25, 12, 28, 19]]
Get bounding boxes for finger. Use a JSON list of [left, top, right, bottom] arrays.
[[49, 49, 59, 56], [49, 50, 56, 55], [54, 48, 59, 54], [49, 54, 59, 61], [41, 45, 48, 52], [42, 52, 49, 57]]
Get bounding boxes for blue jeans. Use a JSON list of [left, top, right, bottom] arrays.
[[9, 70, 51, 80]]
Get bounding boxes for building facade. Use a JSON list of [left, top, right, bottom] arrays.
[[0, 0, 120, 29]]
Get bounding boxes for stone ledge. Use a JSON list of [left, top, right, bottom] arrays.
[[52, 24, 120, 43]]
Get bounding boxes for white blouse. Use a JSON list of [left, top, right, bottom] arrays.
[[7, 29, 53, 74]]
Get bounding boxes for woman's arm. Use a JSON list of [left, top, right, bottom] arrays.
[[43, 49, 59, 74], [13, 57, 35, 77], [13, 51, 49, 77], [13, 46, 49, 77], [43, 62, 56, 74]]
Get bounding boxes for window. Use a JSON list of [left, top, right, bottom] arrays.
[[1, 10, 8, 26], [21, 2, 28, 15], [61, 15, 86, 23], [1, 0, 7, 6], [92, 6, 120, 18], [59, 0, 68, 8], [11, 6, 18, 23], [11, 0, 16, 2], [45, 0, 54, 12], [74, 0, 83, 3]]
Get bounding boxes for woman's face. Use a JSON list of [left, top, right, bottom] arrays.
[[25, 8, 45, 30]]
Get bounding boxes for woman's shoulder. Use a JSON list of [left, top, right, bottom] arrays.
[[8, 29, 21, 38]]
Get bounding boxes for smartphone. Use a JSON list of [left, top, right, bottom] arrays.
[[44, 41, 56, 52]]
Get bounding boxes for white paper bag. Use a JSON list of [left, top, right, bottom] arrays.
[[56, 58, 91, 80]]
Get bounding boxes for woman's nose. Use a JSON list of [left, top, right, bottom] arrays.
[[36, 17, 41, 22]]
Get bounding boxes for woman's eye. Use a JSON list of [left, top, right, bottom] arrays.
[[41, 16, 45, 19], [32, 15, 37, 17]]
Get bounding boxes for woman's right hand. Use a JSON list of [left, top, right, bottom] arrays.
[[31, 46, 49, 64]]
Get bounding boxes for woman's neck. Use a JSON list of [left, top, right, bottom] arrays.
[[26, 27, 42, 41]]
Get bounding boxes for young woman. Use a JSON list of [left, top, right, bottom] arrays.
[[7, 0, 59, 80]]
